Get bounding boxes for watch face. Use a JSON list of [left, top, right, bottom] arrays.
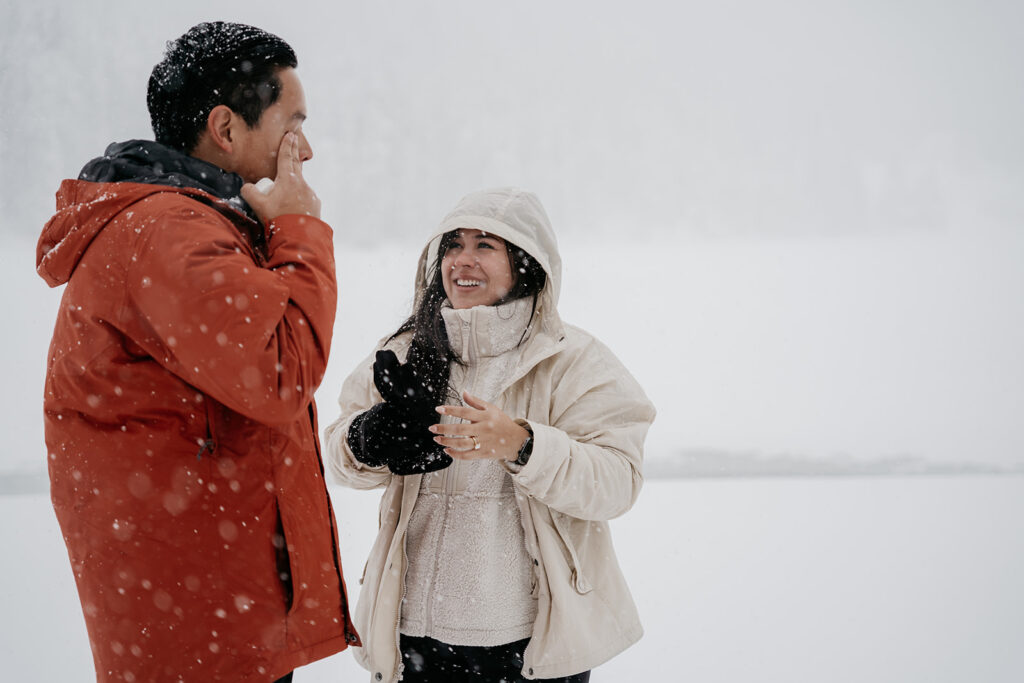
[[516, 436, 533, 465]]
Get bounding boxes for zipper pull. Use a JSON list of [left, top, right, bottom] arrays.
[[196, 438, 215, 460]]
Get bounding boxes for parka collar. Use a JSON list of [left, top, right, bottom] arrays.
[[441, 298, 536, 361], [78, 139, 254, 220]]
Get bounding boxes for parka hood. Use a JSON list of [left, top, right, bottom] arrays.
[[414, 187, 563, 312], [37, 140, 258, 287], [37, 180, 158, 287]]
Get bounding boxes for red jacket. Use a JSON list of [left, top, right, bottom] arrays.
[[37, 179, 359, 682]]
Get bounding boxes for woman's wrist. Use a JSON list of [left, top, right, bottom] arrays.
[[509, 422, 534, 464]]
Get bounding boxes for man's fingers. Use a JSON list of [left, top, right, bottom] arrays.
[[274, 132, 298, 180], [239, 135, 319, 222], [289, 132, 301, 178], [239, 183, 265, 211]]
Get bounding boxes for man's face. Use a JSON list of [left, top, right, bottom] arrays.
[[231, 67, 312, 183]]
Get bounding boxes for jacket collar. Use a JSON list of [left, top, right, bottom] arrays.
[[78, 139, 256, 221], [441, 298, 535, 361]]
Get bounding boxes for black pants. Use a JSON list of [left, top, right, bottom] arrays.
[[274, 674, 293, 683], [400, 634, 591, 682]]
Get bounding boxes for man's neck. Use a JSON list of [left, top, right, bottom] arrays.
[[189, 139, 234, 177]]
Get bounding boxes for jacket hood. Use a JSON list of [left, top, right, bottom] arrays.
[[414, 187, 563, 311], [37, 141, 258, 287]]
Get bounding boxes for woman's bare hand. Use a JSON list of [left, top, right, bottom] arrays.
[[430, 391, 529, 461]]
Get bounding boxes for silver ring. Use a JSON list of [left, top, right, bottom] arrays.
[[471, 436, 481, 451]]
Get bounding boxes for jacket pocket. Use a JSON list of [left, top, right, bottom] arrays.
[[550, 511, 592, 594], [273, 500, 295, 613]]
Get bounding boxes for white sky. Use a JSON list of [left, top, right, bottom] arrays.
[[1, 0, 1022, 469], [3, 0, 1022, 241]]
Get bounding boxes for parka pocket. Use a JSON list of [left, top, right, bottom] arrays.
[[273, 501, 295, 613], [550, 511, 592, 595]]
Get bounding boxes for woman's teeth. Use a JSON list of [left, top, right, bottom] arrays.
[[456, 279, 482, 287]]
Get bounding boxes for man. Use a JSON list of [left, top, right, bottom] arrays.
[[36, 22, 358, 682]]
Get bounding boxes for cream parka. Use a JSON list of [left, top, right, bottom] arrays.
[[324, 188, 656, 681]]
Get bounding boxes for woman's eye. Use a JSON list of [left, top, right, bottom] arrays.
[[478, 242, 495, 250]]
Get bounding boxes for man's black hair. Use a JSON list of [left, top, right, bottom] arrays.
[[147, 22, 297, 153]]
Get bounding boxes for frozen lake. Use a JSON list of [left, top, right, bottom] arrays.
[[4, 476, 1023, 682]]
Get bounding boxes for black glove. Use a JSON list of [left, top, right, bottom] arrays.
[[347, 345, 452, 475], [371, 346, 446, 407]]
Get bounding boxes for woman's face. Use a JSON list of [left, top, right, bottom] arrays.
[[441, 229, 515, 309]]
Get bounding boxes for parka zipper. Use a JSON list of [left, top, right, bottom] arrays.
[[195, 438, 215, 459], [391, 532, 410, 682], [425, 313, 479, 635], [196, 396, 217, 459]]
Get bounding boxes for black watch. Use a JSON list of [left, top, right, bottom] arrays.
[[514, 430, 534, 466]]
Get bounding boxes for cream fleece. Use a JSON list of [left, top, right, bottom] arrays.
[[399, 299, 538, 646]]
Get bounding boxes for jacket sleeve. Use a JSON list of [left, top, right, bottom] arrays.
[[508, 337, 656, 521], [123, 197, 336, 426], [323, 345, 395, 490]]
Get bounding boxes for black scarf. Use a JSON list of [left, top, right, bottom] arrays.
[[78, 140, 259, 224]]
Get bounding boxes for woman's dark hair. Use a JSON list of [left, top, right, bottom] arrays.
[[391, 230, 547, 373], [147, 22, 298, 153]]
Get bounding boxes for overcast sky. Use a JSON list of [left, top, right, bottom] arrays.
[[2, 0, 1022, 470], [3, 0, 1022, 242]]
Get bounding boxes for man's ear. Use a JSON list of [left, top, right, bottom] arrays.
[[205, 105, 236, 154]]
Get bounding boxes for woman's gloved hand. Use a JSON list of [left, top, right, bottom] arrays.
[[347, 346, 452, 475]]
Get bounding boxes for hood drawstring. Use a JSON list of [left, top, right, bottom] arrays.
[[196, 438, 215, 460]]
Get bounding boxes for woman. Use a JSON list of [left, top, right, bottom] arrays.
[[325, 187, 655, 682]]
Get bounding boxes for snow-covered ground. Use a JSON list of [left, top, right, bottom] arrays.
[[5, 476, 1024, 682], [4, 3, 1024, 680]]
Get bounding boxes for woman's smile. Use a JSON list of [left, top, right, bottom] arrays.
[[441, 229, 514, 308]]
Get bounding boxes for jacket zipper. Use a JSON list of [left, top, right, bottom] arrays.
[[308, 403, 360, 643], [391, 532, 410, 682], [196, 396, 217, 459], [426, 313, 479, 635]]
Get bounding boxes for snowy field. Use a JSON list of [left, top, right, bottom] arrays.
[[4, 232, 1024, 681], [4, 477, 1024, 682], [4, 2, 1024, 681]]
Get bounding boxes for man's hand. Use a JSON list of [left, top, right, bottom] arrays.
[[240, 132, 321, 223]]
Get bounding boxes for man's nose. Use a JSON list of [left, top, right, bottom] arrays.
[[297, 131, 313, 162]]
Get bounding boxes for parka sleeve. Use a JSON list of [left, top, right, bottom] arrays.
[[323, 346, 394, 490], [123, 197, 336, 425], [508, 336, 656, 521]]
